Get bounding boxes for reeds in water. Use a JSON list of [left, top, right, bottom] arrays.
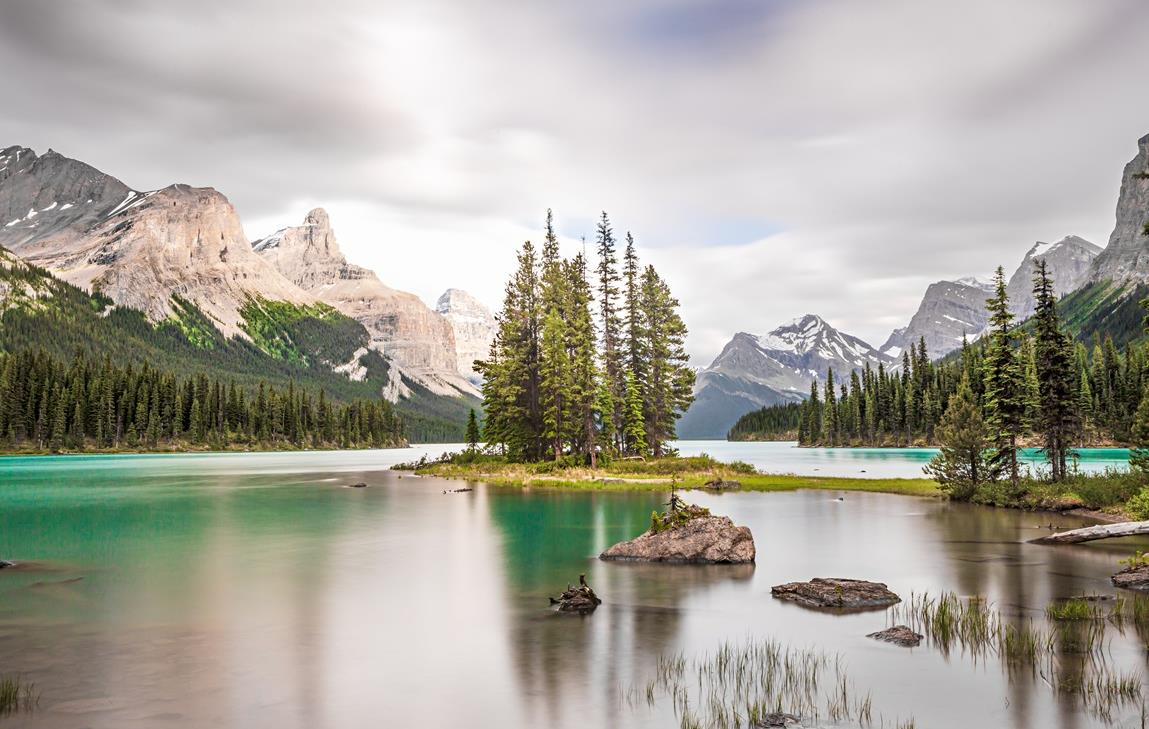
[[0, 675, 37, 718]]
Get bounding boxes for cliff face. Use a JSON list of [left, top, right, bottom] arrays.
[[254, 210, 478, 397], [1005, 235, 1101, 320], [436, 288, 496, 384], [0, 147, 314, 336], [1091, 134, 1149, 284], [880, 279, 993, 359]]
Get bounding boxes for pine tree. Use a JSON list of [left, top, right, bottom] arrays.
[[1131, 381, 1149, 473], [1032, 259, 1079, 481], [566, 254, 601, 466], [924, 375, 989, 501], [623, 371, 647, 456], [638, 265, 694, 456], [465, 408, 480, 451], [982, 266, 1026, 489], [595, 212, 624, 451]]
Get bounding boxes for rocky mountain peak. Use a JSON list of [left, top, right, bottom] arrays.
[[254, 212, 477, 398], [1007, 234, 1100, 320], [436, 288, 496, 384], [1090, 133, 1149, 284]]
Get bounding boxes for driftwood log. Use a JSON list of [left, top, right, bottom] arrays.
[[1029, 521, 1149, 545]]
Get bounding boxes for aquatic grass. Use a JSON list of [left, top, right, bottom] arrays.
[[628, 638, 914, 729], [0, 675, 38, 718], [1046, 597, 1104, 622]]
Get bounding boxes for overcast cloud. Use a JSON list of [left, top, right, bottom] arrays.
[[2, 0, 1148, 363]]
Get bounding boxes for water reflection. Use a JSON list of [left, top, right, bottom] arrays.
[[2, 456, 1149, 728]]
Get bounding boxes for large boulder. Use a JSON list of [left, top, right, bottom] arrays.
[[1112, 563, 1149, 591], [600, 516, 755, 564], [771, 578, 900, 610]]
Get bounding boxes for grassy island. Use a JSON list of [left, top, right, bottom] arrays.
[[398, 452, 940, 497]]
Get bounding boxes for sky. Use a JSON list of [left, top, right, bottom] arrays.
[[1, 0, 1148, 364]]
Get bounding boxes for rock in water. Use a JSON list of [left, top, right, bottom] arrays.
[[771, 578, 900, 610], [549, 575, 602, 614], [867, 625, 923, 647], [704, 479, 741, 490], [1112, 563, 1149, 591], [600, 516, 755, 564], [0, 560, 14, 569], [754, 712, 800, 727]]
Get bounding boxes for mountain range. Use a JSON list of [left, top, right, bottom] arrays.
[[681, 132, 1149, 439], [0, 145, 496, 438]]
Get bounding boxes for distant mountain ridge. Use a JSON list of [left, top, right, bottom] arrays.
[[677, 314, 894, 438], [0, 144, 488, 437]]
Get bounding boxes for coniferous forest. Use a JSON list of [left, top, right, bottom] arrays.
[[478, 211, 695, 463], [733, 263, 1148, 454], [0, 349, 405, 452]]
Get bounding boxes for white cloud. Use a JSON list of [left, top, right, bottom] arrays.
[[2, 0, 1147, 363]]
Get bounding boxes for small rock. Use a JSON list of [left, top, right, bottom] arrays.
[[754, 712, 800, 727], [347, 482, 368, 488], [867, 625, 923, 647], [549, 575, 602, 614], [704, 479, 741, 491], [771, 578, 901, 610], [1112, 563, 1149, 591], [0, 560, 14, 570], [600, 515, 755, 564]]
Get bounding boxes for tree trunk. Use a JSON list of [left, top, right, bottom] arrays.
[[1030, 521, 1149, 545]]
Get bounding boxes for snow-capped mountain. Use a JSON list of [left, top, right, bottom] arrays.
[[880, 278, 994, 359], [435, 288, 496, 385], [0, 146, 315, 337], [1006, 235, 1100, 319], [882, 235, 1100, 360], [677, 314, 895, 439]]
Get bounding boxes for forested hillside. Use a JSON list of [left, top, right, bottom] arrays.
[[0, 247, 472, 444]]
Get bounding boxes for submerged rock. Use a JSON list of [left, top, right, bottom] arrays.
[[0, 560, 14, 570], [753, 712, 800, 728], [346, 482, 368, 488], [1112, 563, 1149, 591], [771, 578, 900, 610], [549, 575, 602, 614], [867, 624, 922, 647], [600, 515, 755, 564]]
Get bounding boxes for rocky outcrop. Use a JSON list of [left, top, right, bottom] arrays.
[[549, 575, 602, 614], [1006, 236, 1101, 320], [599, 516, 755, 564], [436, 288, 496, 384], [880, 278, 993, 359], [771, 578, 900, 610], [1111, 563, 1149, 591], [0, 148, 317, 338], [867, 625, 922, 647], [254, 210, 478, 398], [1091, 133, 1149, 285], [679, 315, 892, 438]]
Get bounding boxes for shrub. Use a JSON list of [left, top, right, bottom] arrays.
[[1126, 487, 1149, 519]]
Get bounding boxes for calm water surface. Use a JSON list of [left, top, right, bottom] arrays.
[[675, 440, 1133, 479], [0, 444, 1146, 729]]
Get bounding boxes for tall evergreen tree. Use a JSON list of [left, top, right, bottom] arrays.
[[595, 212, 624, 451], [1032, 259, 1080, 481], [982, 266, 1026, 488], [465, 409, 480, 451], [638, 265, 694, 456]]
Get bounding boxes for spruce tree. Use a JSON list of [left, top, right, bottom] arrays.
[[465, 409, 480, 451], [924, 375, 989, 501], [595, 212, 624, 451], [1031, 259, 1079, 481], [638, 265, 694, 456], [982, 266, 1026, 488], [1130, 381, 1149, 473]]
